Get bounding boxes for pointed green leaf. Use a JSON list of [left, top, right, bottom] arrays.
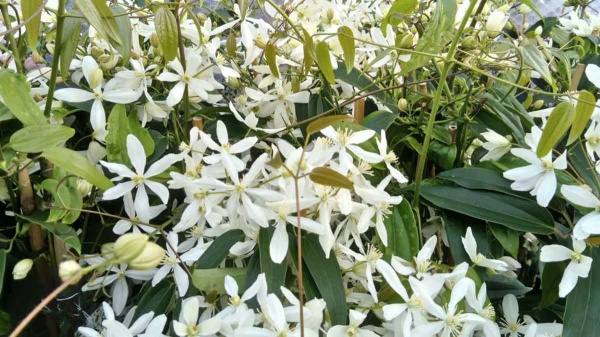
[[133, 280, 175, 321], [265, 43, 280, 78], [74, 0, 122, 46], [384, 199, 418, 261], [155, 7, 179, 62], [421, 185, 554, 234], [109, 5, 133, 65], [303, 29, 314, 76], [10, 125, 74, 153], [537, 101, 575, 157], [0, 70, 46, 126], [522, 43, 553, 88], [128, 111, 155, 156], [315, 41, 335, 84], [337, 26, 355, 74], [41, 147, 113, 190], [197, 229, 244, 269], [567, 91, 596, 145], [22, 0, 43, 48], [0, 251, 5, 296], [309, 167, 353, 190], [489, 224, 519, 258], [539, 261, 566, 308], [306, 115, 352, 136], [106, 104, 132, 166], [382, 0, 417, 34], [60, 13, 82, 80]]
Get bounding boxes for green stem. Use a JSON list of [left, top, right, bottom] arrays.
[[173, 3, 190, 137], [43, 0, 65, 116], [0, 2, 23, 73], [412, 0, 479, 211]]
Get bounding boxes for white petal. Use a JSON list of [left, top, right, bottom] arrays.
[[127, 135, 147, 175], [103, 181, 136, 200], [376, 259, 409, 300], [54, 88, 96, 103], [585, 64, 600, 88], [135, 186, 150, 222], [174, 264, 190, 296], [502, 294, 519, 324], [461, 227, 478, 261], [166, 82, 186, 107], [540, 244, 572, 262], [145, 181, 170, 204], [534, 171, 556, 207], [561, 185, 599, 208], [103, 89, 143, 104], [270, 223, 289, 264], [230, 137, 257, 154], [183, 297, 200, 326], [111, 278, 129, 316]]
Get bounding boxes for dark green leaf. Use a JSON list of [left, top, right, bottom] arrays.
[[438, 167, 523, 198], [362, 111, 397, 131], [489, 223, 519, 258], [10, 125, 74, 153], [42, 147, 113, 190], [60, 13, 82, 80], [106, 104, 131, 166], [540, 262, 566, 308], [570, 142, 600, 195], [16, 212, 81, 254], [384, 199, 418, 261], [197, 229, 244, 269], [443, 211, 488, 264], [128, 111, 155, 157], [485, 274, 532, 300], [421, 185, 554, 234], [302, 233, 347, 325], [0, 251, 5, 296], [0, 70, 46, 126], [259, 227, 287, 297], [133, 280, 175, 321]]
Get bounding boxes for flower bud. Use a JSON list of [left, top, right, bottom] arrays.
[[228, 77, 240, 88], [534, 26, 543, 37], [128, 242, 165, 270], [399, 33, 414, 49], [12, 259, 33, 280], [76, 179, 93, 197], [533, 100, 544, 110], [397, 98, 408, 111], [498, 4, 510, 13], [88, 68, 103, 89], [32, 51, 45, 64], [98, 55, 118, 71], [59, 260, 82, 284], [523, 22, 529, 30], [131, 51, 140, 60], [519, 4, 531, 14], [46, 43, 55, 55], [91, 46, 105, 59], [101, 242, 116, 260], [461, 36, 478, 49], [486, 10, 509, 38], [113, 233, 149, 263], [150, 32, 161, 48], [226, 33, 237, 57]]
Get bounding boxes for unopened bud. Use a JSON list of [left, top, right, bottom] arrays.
[[397, 98, 408, 111], [128, 242, 165, 270], [12, 259, 33, 280], [114, 233, 149, 262], [99, 55, 119, 71], [533, 100, 544, 109], [76, 179, 93, 197], [228, 77, 240, 88], [519, 4, 531, 14], [523, 22, 529, 30], [89, 68, 103, 89], [131, 51, 140, 60], [46, 43, 55, 55], [534, 26, 543, 36], [399, 34, 414, 49], [461, 36, 477, 49], [197, 13, 207, 21], [59, 260, 82, 284], [498, 4, 510, 13], [101, 242, 116, 260], [91, 46, 105, 59], [150, 32, 161, 48], [327, 8, 334, 22], [32, 51, 45, 64], [226, 33, 237, 57]]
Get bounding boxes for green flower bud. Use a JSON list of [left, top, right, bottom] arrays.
[[88, 68, 104, 89], [114, 233, 149, 263], [533, 100, 544, 110], [59, 260, 82, 284], [128, 242, 165, 270], [397, 98, 408, 111], [13, 259, 33, 280]]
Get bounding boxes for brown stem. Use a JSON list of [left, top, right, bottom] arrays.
[[353, 99, 365, 124]]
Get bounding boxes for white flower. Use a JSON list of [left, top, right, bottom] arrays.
[[321, 126, 380, 174], [100, 134, 181, 215], [584, 121, 600, 160], [503, 127, 567, 207], [78, 302, 135, 337], [262, 293, 318, 337], [245, 83, 310, 129], [54, 56, 142, 141], [157, 54, 215, 107], [486, 10, 509, 38], [327, 310, 378, 337], [500, 294, 530, 337], [561, 184, 600, 239], [173, 297, 222, 337], [376, 130, 407, 183], [462, 227, 509, 271], [540, 236, 592, 297], [480, 129, 512, 161], [113, 192, 165, 235], [230, 102, 284, 134]]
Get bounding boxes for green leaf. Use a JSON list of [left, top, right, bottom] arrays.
[[60, 13, 83, 80], [570, 142, 600, 195], [362, 111, 397, 131], [41, 147, 113, 191], [421, 185, 554, 234], [259, 227, 287, 297], [337, 26, 355, 74], [438, 167, 523, 198], [17, 212, 81, 254], [309, 167, 353, 190], [197, 230, 244, 269], [106, 104, 131, 166], [567, 91, 596, 145], [74, 0, 122, 46], [399, 0, 457, 76], [489, 224, 519, 258], [155, 7, 179, 62], [315, 41, 336, 84], [302, 28, 314, 76], [522, 43, 554, 88], [128, 111, 155, 156], [306, 115, 352, 136], [109, 5, 133, 65], [265, 43, 280, 78], [384, 199, 418, 261], [192, 268, 246, 294], [0, 70, 46, 126], [0, 310, 9, 336], [485, 274, 531, 300], [22, 0, 43, 48], [302, 233, 347, 325], [537, 101, 575, 157], [540, 261, 566, 308], [563, 247, 600, 337], [133, 280, 175, 321], [382, 0, 417, 34], [10, 125, 74, 153]]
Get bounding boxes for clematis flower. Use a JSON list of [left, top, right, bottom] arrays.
[[376, 130, 408, 183], [561, 185, 600, 239], [540, 236, 592, 297], [113, 192, 165, 235], [321, 126, 380, 174], [327, 310, 378, 337], [54, 56, 142, 141], [584, 121, 600, 160], [500, 294, 531, 337], [503, 126, 567, 207], [230, 102, 284, 134], [157, 54, 215, 107], [462, 227, 509, 272], [100, 134, 181, 216], [480, 129, 512, 161], [173, 297, 222, 337]]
